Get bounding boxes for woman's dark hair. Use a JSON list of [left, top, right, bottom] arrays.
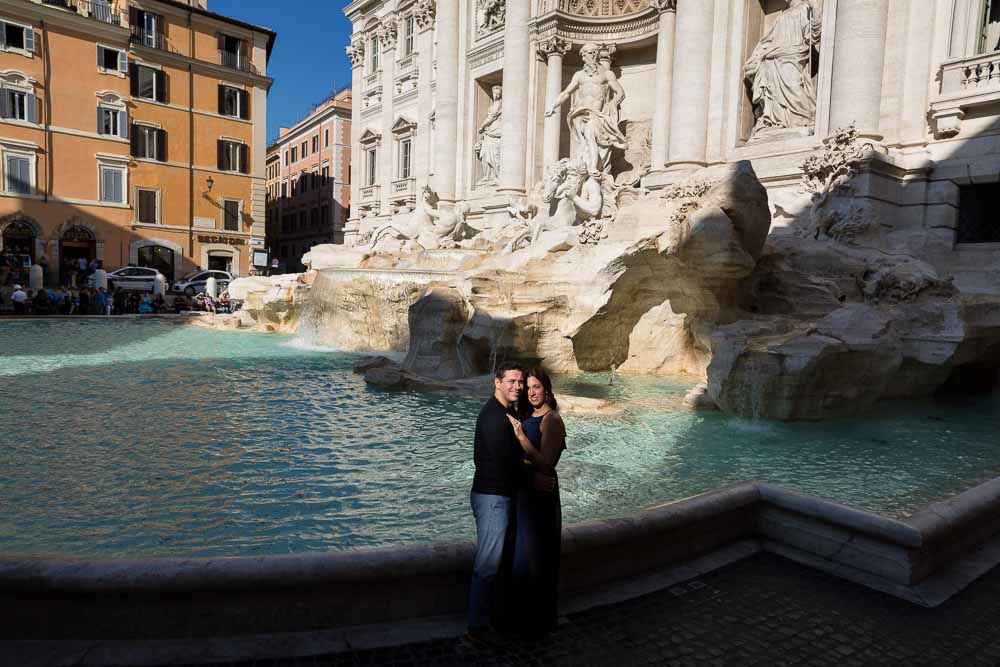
[[523, 368, 558, 413]]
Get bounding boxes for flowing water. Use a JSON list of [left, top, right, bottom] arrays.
[[3, 318, 1000, 558]]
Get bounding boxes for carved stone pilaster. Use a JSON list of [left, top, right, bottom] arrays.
[[413, 0, 436, 30], [537, 35, 571, 61], [346, 36, 365, 68], [649, 0, 677, 11], [377, 20, 398, 49]]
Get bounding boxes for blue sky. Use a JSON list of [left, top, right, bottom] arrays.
[[209, 0, 355, 144]]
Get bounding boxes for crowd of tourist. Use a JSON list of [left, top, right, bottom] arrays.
[[0, 284, 233, 317]]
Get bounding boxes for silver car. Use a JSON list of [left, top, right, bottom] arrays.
[[171, 270, 232, 296], [106, 266, 164, 292]]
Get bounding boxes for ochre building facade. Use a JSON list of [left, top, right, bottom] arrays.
[[0, 0, 274, 284]]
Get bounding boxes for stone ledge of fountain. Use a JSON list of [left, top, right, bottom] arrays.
[[7, 477, 1000, 660]]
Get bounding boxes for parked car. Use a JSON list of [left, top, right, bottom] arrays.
[[171, 270, 232, 296], [106, 266, 165, 292]]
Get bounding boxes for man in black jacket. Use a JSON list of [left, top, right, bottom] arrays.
[[467, 361, 525, 641]]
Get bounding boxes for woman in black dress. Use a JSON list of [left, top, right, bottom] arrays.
[[507, 368, 566, 636]]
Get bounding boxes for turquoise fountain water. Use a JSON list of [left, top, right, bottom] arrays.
[[3, 319, 1000, 558]]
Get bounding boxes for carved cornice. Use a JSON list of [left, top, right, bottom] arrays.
[[413, 0, 436, 30], [537, 35, 571, 60], [534, 7, 659, 45]]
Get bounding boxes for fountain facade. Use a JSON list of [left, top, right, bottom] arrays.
[[232, 1, 1000, 420]]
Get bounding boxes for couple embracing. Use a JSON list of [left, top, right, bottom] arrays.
[[467, 362, 566, 644]]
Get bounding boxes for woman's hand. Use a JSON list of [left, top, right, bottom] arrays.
[[507, 414, 532, 451]]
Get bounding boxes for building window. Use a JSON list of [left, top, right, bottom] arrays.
[[310, 208, 319, 228], [958, 183, 1000, 243], [280, 181, 287, 197], [283, 150, 288, 166], [301, 172, 308, 193], [131, 64, 166, 103], [1, 20, 34, 54], [399, 137, 412, 179], [403, 15, 415, 56], [312, 135, 318, 153], [366, 147, 377, 186], [99, 164, 126, 203], [218, 33, 247, 71], [291, 146, 297, 162], [369, 37, 380, 73], [322, 164, 330, 184], [0, 88, 36, 122], [217, 138, 248, 173], [4, 153, 31, 194], [301, 140, 307, 157], [98, 45, 127, 74], [131, 124, 166, 161], [218, 84, 249, 120], [324, 128, 330, 147], [98, 105, 128, 138], [133, 9, 165, 49], [136, 187, 158, 223], [223, 199, 240, 231], [982, 1, 1000, 54]]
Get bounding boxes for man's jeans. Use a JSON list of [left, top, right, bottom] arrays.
[[468, 492, 513, 630]]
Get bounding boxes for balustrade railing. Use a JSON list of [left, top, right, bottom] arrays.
[[130, 26, 166, 51], [76, 0, 126, 26], [360, 185, 380, 202], [221, 49, 250, 73]]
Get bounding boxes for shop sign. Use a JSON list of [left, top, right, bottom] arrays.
[[197, 235, 246, 246]]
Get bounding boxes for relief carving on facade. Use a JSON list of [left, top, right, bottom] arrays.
[[413, 0, 436, 29], [376, 19, 398, 49], [648, 0, 676, 11], [475, 85, 503, 185], [744, 0, 822, 140], [558, 0, 650, 17], [477, 0, 506, 35], [346, 36, 366, 67]]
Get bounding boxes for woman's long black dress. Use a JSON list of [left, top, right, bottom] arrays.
[[512, 413, 563, 634]]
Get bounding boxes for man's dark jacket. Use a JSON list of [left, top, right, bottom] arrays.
[[471, 396, 522, 497]]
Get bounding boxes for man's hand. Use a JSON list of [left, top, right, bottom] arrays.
[[533, 472, 556, 492]]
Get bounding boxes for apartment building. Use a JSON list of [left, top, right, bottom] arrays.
[[265, 87, 351, 273], [0, 0, 274, 284]]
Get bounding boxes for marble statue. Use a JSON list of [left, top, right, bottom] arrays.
[[478, 0, 505, 33], [370, 186, 475, 250], [503, 158, 603, 251], [546, 43, 627, 177], [744, 0, 822, 140], [475, 85, 503, 185]]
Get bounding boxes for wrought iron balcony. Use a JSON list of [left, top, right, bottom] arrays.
[[76, 0, 127, 26], [130, 26, 166, 51], [221, 49, 250, 73]]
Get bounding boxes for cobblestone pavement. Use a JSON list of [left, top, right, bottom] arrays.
[[191, 553, 1000, 667]]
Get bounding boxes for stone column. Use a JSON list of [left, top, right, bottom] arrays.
[[649, 0, 677, 172], [432, 0, 459, 202], [828, 0, 890, 140], [538, 36, 570, 166], [345, 35, 365, 243], [666, 0, 715, 170], [379, 20, 397, 215], [498, 0, 531, 195]]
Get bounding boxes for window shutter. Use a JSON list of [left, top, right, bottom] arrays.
[[130, 7, 139, 29], [119, 50, 128, 73], [157, 128, 167, 162], [239, 89, 249, 120], [97, 45, 103, 68], [129, 64, 138, 96], [24, 27, 34, 54], [218, 84, 224, 115], [0, 23, 6, 49], [239, 39, 248, 68], [217, 33, 225, 53], [26, 92, 36, 124], [119, 110, 128, 139], [130, 125, 140, 157], [20, 157, 31, 194], [217, 139, 226, 170], [97, 106, 103, 134], [114, 170, 123, 203], [0, 91, 9, 119], [155, 69, 166, 103], [239, 144, 248, 174]]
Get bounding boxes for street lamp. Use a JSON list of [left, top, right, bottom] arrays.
[[205, 175, 214, 192]]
